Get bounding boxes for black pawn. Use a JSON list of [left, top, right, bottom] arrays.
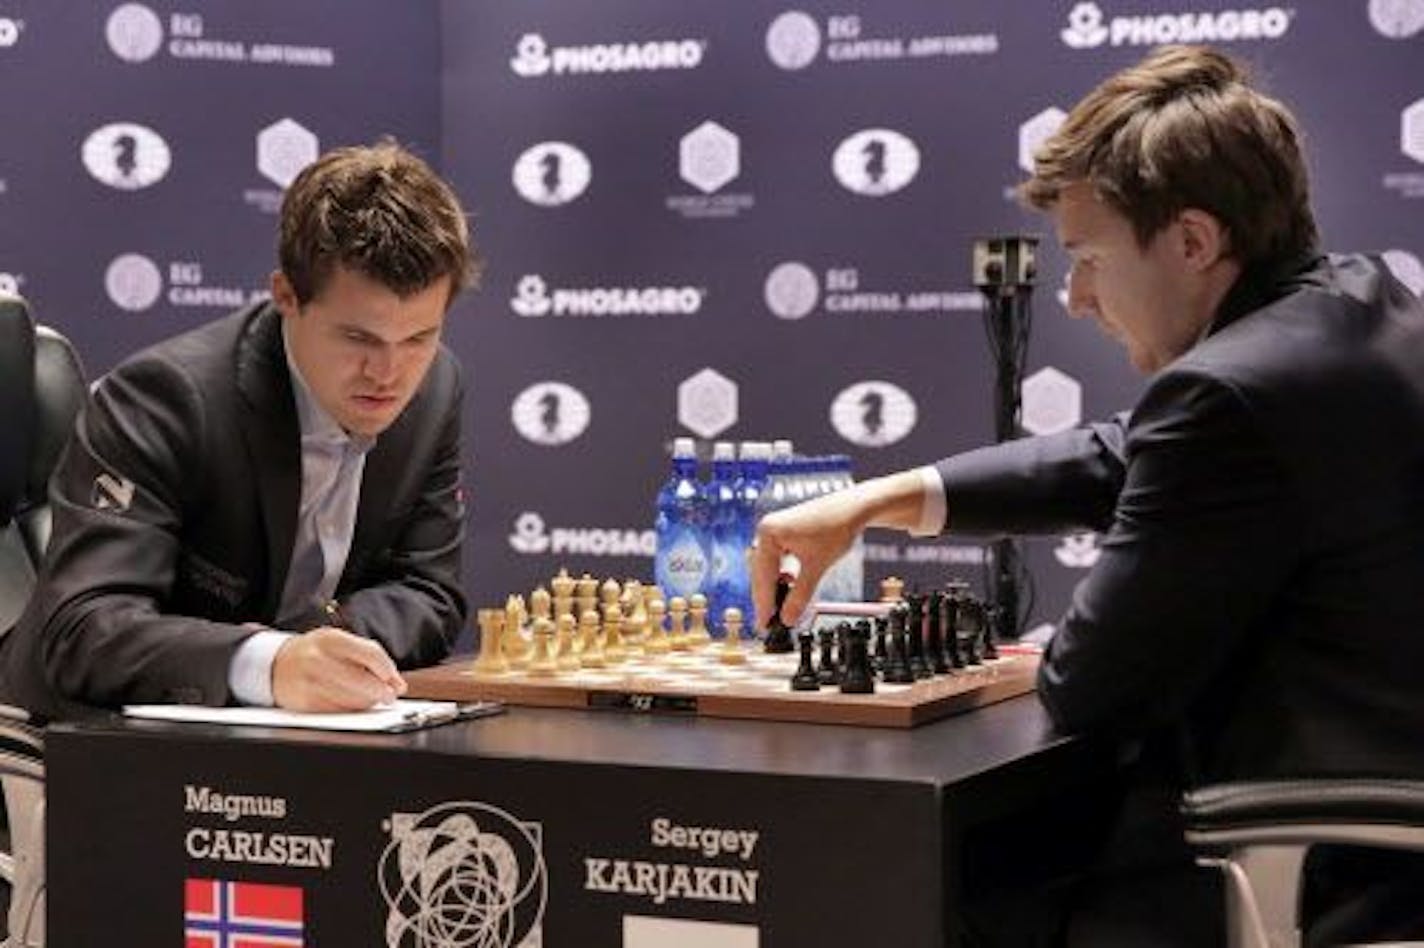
[[816, 627, 841, 685], [872, 616, 889, 672], [790, 630, 821, 691], [763, 573, 795, 654], [883, 607, 915, 684], [926, 591, 949, 675], [839, 624, 875, 694], [943, 584, 966, 670], [959, 595, 986, 666], [905, 594, 930, 679]]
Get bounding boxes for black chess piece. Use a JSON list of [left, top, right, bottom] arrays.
[[944, 582, 967, 669], [790, 630, 821, 691], [959, 594, 986, 666], [982, 604, 1001, 660], [905, 593, 930, 679], [883, 605, 915, 684], [925, 590, 949, 675], [839, 623, 875, 694], [816, 626, 841, 685], [763, 573, 795, 654], [872, 615, 889, 673]]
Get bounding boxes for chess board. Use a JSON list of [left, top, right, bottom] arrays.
[[404, 644, 1040, 729]]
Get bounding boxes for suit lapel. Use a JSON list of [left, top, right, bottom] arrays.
[[235, 304, 300, 618]]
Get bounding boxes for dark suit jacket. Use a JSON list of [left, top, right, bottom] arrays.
[[0, 302, 466, 719], [935, 253, 1424, 785]]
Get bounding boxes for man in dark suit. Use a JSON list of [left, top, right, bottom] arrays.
[[752, 45, 1424, 945], [0, 141, 480, 719]]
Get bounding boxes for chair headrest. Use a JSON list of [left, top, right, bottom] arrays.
[[0, 296, 36, 524], [26, 326, 86, 506]]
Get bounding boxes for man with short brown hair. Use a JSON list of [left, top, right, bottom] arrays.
[[1, 141, 480, 718], [753, 45, 1424, 944]]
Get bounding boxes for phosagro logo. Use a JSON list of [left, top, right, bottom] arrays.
[[832, 128, 920, 197], [511, 381, 592, 446], [830, 381, 918, 447], [511, 274, 704, 318], [1055, 532, 1102, 568], [1060, 2, 1292, 49], [82, 122, 171, 190], [512, 141, 591, 207], [510, 31, 706, 77], [509, 512, 656, 558]]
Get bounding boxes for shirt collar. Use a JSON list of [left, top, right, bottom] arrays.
[[280, 319, 376, 453], [1206, 250, 1324, 339]]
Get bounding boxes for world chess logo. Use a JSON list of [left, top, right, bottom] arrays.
[[509, 513, 552, 554], [378, 801, 547, 948], [1020, 366, 1082, 436], [510, 33, 552, 77], [832, 128, 920, 197], [1369, 0, 1424, 37], [512, 142, 591, 207], [511, 382, 591, 446], [82, 122, 171, 190], [1054, 532, 1102, 569], [678, 367, 739, 439], [257, 118, 318, 189], [105, 253, 163, 312], [830, 381, 917, 447], [511, 275, 553, 318], [1383, 249, 1424, 297], [763, 262, 820, 320], [679, 121, 740, 195], [765, 10, 821, 70], [106, 3, 163, 62], [1061, 3, 1109, 48]]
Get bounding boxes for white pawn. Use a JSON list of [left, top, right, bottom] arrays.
[[719, 608, 747, 665], [579, 609, 606, 669], [527, 617, 558, 677], [687, 593, 712, 648], [644, 598, 671, 656], [555, 613, 581, 672], [668, 596, 689, 651]]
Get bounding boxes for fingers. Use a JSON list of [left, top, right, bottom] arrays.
[[272, 627, 406, 712], [750, 529, 785, 630], [777, 553, 832, 627]]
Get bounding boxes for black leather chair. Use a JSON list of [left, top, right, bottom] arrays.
[[1183, 780, 1424, 948], [0, 293, 85, 948]]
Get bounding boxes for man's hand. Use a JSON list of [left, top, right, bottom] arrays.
[[751, 470, 933, 630], [271, 626, 408, 712]]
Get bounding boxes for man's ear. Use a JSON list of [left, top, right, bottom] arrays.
[[270, 271, 300, 319], [1177, 208, 1230, 273]]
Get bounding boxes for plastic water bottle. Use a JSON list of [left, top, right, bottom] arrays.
[[723, 441, 770, 623], [761, 440, 796, 517], [704, 441, 741, 621], [654, 437, 710, 601]]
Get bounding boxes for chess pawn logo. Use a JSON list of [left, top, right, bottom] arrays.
[[719, 607, 748, 665], [473, 608, 509, 676]]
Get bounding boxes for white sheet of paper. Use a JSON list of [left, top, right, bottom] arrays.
[[122, 698, 463, 732]]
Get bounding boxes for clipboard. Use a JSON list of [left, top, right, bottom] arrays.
[[122, 698, 505, 733]]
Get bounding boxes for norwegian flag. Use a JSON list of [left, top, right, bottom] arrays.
[[185, 878, 304, 948]]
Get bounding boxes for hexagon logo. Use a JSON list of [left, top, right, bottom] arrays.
[[1403, 98, 1424, 165], [679, 121, 740, 195], [766, 11, 821, 70], [257, 118, 319, 189], [764, 262, 819, 319], [1019, 107, 1066, 174], [106, 3, 163, 62], [830, 381, 917, 447], [678, 367, 738, 438], [1021, 366, 1082, 436], [511, 381, 591, 446]]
